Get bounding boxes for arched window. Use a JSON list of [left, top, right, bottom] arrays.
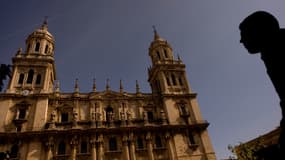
[[36, 74, 41, 84], [58, 141, 66, 155], [18, 74, 24, 84], [188, 132, 196, 145], [80, 141, 88, 153], [27, 69, 34, 84], [10, 144, 18, 158], [44, 45, 49, 53], [109, 137, 117, 151], [106, 106, 113, 122], [166, 77, 171, 86], [171, 74, 177, 86], [156, 51, 161, 60], [164, 49, 168, 58], [155, 135, 163, 148], [178, 103, 188, 115], [178, 77, 183, 85], [137, 137, 144, 149], [35, 42, 40, 52]]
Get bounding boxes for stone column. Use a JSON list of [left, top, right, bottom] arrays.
[[97, 134, 104, 160], [91, 111, 96, 128], [129, 133, 136, 160], [70, 136, 78, 160], [165, 132, 176, 160], [122, 135, 130, 160], [146, 132, 154, 160], [90, 136, 97, 160], [120, 111, 126, 126], [45, 136, 54, 160], [160, 110, 168, 125], [96, 112, 102, 127]]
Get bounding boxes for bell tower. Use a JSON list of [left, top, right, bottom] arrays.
[[6, 19, 56, 94], [148, 28, 191, 95], [148, 30, 215, 160]]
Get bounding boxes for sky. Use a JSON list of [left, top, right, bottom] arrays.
[[0, 0, 285, 159]]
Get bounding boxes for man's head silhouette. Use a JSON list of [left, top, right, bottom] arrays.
[[239, 11, 280, 54]]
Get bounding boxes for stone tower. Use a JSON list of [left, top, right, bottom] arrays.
[[148, 28, 216, 159], [0, 23, 216, 160]]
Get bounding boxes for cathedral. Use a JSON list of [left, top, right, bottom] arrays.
[[0, 20, 216, 160]]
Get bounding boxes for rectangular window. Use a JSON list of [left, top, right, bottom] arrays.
[[81, 141, 88, 153], [109, 137, 117, 151], [155, 136, 163, 148], [137, 137, 144, 149], [147, 111, 154, 121], [61, 113, 69, 122], [19, 109, 26, 119]]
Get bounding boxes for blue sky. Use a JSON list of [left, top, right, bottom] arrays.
[[1, 1, 285, 159]]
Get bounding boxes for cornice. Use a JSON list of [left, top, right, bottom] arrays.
[[0, 121, 209, 139]]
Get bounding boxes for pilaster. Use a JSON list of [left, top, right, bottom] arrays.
[[146, 132, 155, 160]]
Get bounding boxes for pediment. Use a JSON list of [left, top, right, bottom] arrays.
[[89, 90, 133, 99]]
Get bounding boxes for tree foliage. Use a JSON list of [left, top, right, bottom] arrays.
[[0, 64, 11, 91], [228, 139, 265, 160]]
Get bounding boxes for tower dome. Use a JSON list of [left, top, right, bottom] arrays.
[[149, 27, 173, 64], [25, 19, 55, 56]]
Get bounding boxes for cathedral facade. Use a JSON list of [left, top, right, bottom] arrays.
[[0, 21, 216, 160]]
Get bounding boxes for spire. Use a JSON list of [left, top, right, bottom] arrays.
[[74, 79, 79, 93], [136, 80, 140, 94], [119, 79, 123, 93], [177, 54, 182, 62], [41, 16, 48, 31], [16, 48, 22, 56], [92, 79, 96, 92], [152, 25, 160, 40], [106, 78, 110, 91]]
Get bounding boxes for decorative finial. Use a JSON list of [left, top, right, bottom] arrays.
[[92, 78, 96, 92], [74, 79, 79, 92], [16, 48, 22, 55], [120, 79, 123, 93], [177, 54, 182, 62], [41, 16, 48, 30], [152, 25, 160, 40], [106, 78, 110, 91], [136, 80, 140, 93]]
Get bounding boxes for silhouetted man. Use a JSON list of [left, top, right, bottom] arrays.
[[239, 11, 285, 155]]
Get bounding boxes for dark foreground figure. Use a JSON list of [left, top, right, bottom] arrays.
[[240, 11, 285, 158]]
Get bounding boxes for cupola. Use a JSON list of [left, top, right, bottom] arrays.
[[149, 27, 174, 64], [25, 19, 55, 56]]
